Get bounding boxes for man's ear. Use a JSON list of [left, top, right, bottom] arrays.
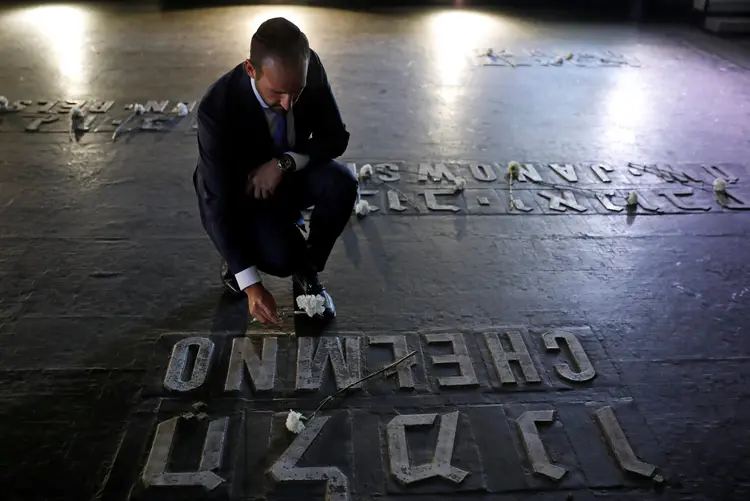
[[245, 60, 257, 79]]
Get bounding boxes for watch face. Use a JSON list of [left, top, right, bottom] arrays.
[[280, 155, 294, 172]]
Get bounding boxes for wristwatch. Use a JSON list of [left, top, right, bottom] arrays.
[[277, 154, 296, 173]]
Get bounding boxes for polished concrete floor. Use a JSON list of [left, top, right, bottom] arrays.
[[0, 2, 749, 501]]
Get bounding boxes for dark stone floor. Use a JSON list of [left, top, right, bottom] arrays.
[[1, 2, 749, 501]]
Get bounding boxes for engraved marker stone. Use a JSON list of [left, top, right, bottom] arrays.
[[359, 189, 380, 212], [164, 337, 215, 392], [469, 163, 497, 182], [36, 101, 57, 114], [419, 162, 456, 183], [386, 412, 469, 485], [538, 190, 587, 212], [718, 190, 750, 211], [483, 331, 541, 384], [144, 100, 170, 113], [518, 163, 542, 183], [424, 333, 478, 387], [296, 336, 363, 391], [516, 410, 566, 481], [423, 190, 461, 212], [542, 330, 596, 382], [376, 163, 401, 182], [591, 163, 614, 183], [549, 163, 578, 183], [270, 416, 350, 501], [595, 190, 624, 212], [141, 416, 228, 490], [658, 188, 711, 211], [595, 406, 657, 478], [57, 100, 85, 114], [627, 190, 661, 212], [510, 194, 534, 212], [224, 337, 277, 392], [387, 190, 407, 212], [367, 335, 416, 389], [703, 164, 739, 183]]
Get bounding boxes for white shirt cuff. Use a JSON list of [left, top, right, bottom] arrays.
[[235, 266, 262, 291], [287, 152, 310, 171]]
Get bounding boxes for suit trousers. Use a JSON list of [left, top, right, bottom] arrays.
[[240, 160, 358, 277]]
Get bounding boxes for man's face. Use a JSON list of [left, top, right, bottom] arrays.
[[247, 58, 307, 113]]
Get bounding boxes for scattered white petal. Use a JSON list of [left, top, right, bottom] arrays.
[[626, 191, 638, 206], [0, 96, 8, 109], [286, 410, 306, 434], [355, 199, 371, 217], [453, 177, 467, 192], [296, 294, 326, 317], [565, 52, 574, 60], [176, 102, 189, 117], [507, 161, 521, 181], [713, 178, 726, 193], [358, 164, 373, 180], [133, 103, 146, 115]]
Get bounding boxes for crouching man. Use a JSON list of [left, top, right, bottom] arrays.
[[193, 17, 357, 324]]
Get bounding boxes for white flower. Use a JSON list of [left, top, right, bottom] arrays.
[[0, 96, 9, 109], [296, 294, 326, 317], [176, 102, 189, 117], [713, 178, 726, 193], [358, 164, 373, 180], [70, 107, 84, 118], [507, 161, 521, 181], [453, 177, 467, 192], [286, 410, 306, 434], [626, 191, 638, 206], [133, 103, 146, 115], [355, 199, 371, 217]]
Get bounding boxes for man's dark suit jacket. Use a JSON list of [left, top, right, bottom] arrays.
[[193, 50, 349, 277]]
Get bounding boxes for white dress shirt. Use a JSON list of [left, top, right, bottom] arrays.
[[234, 78, 311, 291]]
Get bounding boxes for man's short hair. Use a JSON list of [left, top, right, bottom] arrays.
[[250, 17, 310, 75]]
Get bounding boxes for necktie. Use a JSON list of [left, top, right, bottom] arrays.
[[272, 112, 288, 152]]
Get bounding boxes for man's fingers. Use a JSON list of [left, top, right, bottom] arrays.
[[254, 184, 263, 199], [251, 306, 273, 324], [257, 301, 281, 325]]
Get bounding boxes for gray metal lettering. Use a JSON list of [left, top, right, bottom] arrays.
[[25, 116, 59, 132], [539, 190, 587, 212], [387, 190, 407, 212], [595, 406, 657, 478], [164, 337, 215, 392], [224, 336, 278, 392], [87, 100, 115, 113], [418, 162, 457, 183], [387, 412, 469, 485], [549, 163, 578, 183], [469, 163, 497, 182], [658, 188, 711, 211], [595, 190, 624, 212], [703, 164, 739, 184], [375, 163, 401, 182], [717, 190, 750, 210], [510, 195, 534, 212], [367, 335, 416, 389], [542, 330, 596, 382], [141, 416, 228, 490], [270, 416, 350, 501], [516, 410, 566, 481], [483, 331, 541, 384], [424, 333, 478, 387], [628, 190, 661, 212], [591, 163, 614, 183], [423, 190, 461, 212], [36, 101, 57, 113], [518, 163, 542, 183], [296, 336, 363, 391], [478, 196, 490, 206], [144, 100, 170, 113], [56, 100, 86, 114]]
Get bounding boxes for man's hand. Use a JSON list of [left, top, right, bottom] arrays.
[[245, 283, 281, 325], [248, 158, 283, 200]]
